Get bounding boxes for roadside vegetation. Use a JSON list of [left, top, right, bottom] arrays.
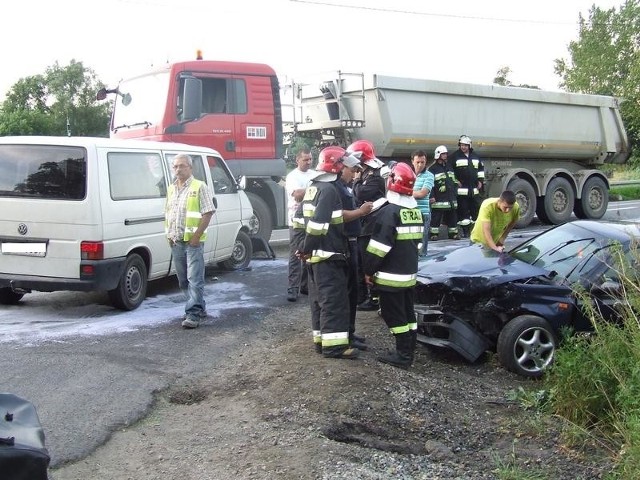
[[512, 243, 640, 479]]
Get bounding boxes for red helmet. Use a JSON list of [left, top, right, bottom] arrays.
[[386, 162, 416, 196], [346, 140, 382, 168], [316, 146, 346, 174]]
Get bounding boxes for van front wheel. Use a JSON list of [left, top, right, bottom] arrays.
[[108, 253, 148, 310], [0, 287, 24, 305], [220, 231, 253, 271]]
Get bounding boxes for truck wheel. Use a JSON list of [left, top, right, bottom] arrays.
[[0, 287, 24, 305], [108, 253, 147, 310], [543, 177, 575, 224], [220, 230, 253, 271], [535, 197, 551, 224], [497, 315, 557, 378], [574, 176, 608, 219], [507, 178, 536, 228], [245, 192, 273, 242]]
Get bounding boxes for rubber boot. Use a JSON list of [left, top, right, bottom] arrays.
[[377, 332, 414, 369]]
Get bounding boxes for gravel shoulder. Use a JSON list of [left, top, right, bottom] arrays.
[[50, 294, 614, 480]]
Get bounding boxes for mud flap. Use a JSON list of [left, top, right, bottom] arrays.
[[415, 308, 491, 362], [250, 235, 276, 260], [0, 393, 50, 480]]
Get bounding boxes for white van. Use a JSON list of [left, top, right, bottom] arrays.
[[0, 136, 254, 310]]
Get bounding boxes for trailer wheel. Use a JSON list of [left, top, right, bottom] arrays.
[[220, 230, 253, 271], [574, 176, 608, 219], [497, 315, 557, 378], [108, 253, 147, 310], [543, 177, 575, 224], [0, 287, 24, 305], [246, 192, 273, 242], [507, 178, 536, 228]]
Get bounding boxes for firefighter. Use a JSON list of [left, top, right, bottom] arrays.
[[449, 135, 485, 237], [295, 146, 359, 359], [428, 145, 459, 240], [363, 162, 424, 369], [349, 139, 385, 312]]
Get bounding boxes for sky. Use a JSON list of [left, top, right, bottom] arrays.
[[0, 0, 624, 100]]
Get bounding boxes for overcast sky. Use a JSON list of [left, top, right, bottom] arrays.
[[0, 0, 624, 100]]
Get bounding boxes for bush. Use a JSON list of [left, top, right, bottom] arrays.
[[543, 244, 640, 478]]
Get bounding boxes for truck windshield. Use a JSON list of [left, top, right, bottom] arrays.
[[112, 71, 170, 131]]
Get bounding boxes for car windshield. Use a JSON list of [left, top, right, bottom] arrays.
[[510, 223, 612, 282]]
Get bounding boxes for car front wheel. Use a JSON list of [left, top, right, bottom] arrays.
[[497, 315, 557, 378]]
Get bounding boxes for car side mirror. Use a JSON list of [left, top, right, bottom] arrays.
[[237, 175, 247, 190]]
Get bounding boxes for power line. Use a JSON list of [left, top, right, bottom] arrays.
[[289, 0, 582, 26]]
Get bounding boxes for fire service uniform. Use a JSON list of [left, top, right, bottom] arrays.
[[449, 135, 484, 235], [428, 145, 459, 240], [363, 162, 423, 369], [296, 147, 358, 359]]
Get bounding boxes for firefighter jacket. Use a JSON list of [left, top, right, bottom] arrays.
[[449, 148, 485, 197], [428, 160, 458, 210], [363, 196, 423, 292], [353, 168, 385, 236], [298, 178, 347, 264]]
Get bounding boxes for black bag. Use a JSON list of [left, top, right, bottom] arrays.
[[0, 393, 50, 480]]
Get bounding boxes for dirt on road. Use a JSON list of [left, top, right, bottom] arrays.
[[51, 300, 612, 480]]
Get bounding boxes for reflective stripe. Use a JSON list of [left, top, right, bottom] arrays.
[[472, 159, 480, 168], [322, 331, 350, 347], [308, 250, 343, 263], [455, 159, 468, 167], [330, 209, 343, 225], [396, 225, 423, 240], [432, 201, 457, 209], [477, 171, 485, 179], [390, 324, 410, 334], [373, 271, 417, 288], [313, 330, 321, 345], [292, 217, 306, 229], [366, 238, 391, 258], [458, 218, 473, 226], [303, 204, 316, 217], [306, 220, 329, 236], [457, 188, 479, 195]]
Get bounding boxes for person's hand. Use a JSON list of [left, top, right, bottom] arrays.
[[295, 250, 311, 261], [359, 201, 373, 215], [493, 245, 505, 253], [364, 275, 373, 286]]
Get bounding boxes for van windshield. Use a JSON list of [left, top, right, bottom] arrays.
[[0, 145, 86, 200]]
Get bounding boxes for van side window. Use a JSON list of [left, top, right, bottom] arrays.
[[207, 155, 236, 194], [164, 154, 208, 185], [108, 152, 166, 200], [0, 145, 86, 200]]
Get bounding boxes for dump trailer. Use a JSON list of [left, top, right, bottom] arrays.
[[284, 73, 630, 227]]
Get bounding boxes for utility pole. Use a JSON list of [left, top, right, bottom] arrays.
[[66, 114, 71, 137]]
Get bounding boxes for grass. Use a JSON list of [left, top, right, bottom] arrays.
[[541, 244, 640, 479], [609, 185, 640, 201]]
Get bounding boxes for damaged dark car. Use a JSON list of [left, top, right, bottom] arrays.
[[414, 220, 640, 378]]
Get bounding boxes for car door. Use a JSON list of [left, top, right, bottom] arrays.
[[206, 154, 241, 260]]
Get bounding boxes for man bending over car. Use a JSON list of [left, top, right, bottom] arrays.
[[470, 190, 520, 253]]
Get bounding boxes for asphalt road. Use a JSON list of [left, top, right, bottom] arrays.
[[1, 200, 638, 467]]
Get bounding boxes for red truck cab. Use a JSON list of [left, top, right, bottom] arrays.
[[103, 59, 286, 240]]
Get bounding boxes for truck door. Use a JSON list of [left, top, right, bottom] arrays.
[[233, 74, 276, 160]]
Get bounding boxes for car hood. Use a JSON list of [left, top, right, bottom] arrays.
[[417, 244, 551, 294]]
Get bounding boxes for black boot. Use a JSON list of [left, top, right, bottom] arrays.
[[377, 332, 415, 369]]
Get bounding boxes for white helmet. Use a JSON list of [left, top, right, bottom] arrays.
[[434, 145, 448, 160], [458, 135, 472, 146]]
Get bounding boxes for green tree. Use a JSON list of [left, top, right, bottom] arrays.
[[554, 0, 640, 157], [492, 66, 540, 89], [0, 60, 111, 137]]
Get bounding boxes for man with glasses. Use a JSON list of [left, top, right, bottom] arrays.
[[165, 154, 215, 329], [469, 190, 520, 253]]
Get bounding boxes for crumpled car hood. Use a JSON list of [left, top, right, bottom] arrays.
[[417, 244, 551, 295]]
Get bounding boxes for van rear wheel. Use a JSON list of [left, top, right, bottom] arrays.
[[108, 253, 148, 310], [0, 287, 24, 305]]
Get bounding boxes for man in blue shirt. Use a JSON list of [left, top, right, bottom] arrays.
[[411, 150, 435, 256]]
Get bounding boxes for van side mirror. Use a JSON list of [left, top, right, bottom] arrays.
[[237, 176, 247, 190]]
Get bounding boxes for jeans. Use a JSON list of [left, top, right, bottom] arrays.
[[171, 241, 206, 319], [420, 212, 431, 256]]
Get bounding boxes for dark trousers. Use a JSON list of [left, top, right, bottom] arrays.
[[378, 288, 416, 333], [346, 239, 360, 336], [309, 259, 350, 354], [457, 195, 480, 224], [288, 227, 308, 292], [430, 209, 459, 237]]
